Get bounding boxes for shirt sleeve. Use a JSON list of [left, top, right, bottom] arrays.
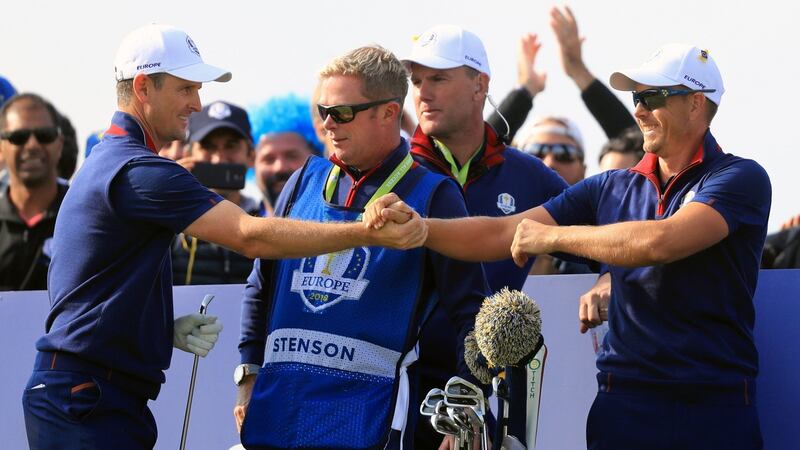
[[542, 172, 607, 226], [487, 87, 533, 142], [427, 179, 491, 387], [581, 79, 637, 139], [239, 258, 275, 365], [109, 156, 223, 233], [690, 159, 772, 234], [237, 168, 303, 365]]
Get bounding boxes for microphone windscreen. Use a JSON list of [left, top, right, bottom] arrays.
[[464, 330, 494, 384], [475, 288, 542, 367]]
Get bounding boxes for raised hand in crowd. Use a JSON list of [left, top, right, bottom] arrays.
[[517, 32, 547, 97], [550, 5, 594, 90]]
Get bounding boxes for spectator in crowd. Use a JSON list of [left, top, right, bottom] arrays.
[[22, 24, 426, 450], [515, 116, 586, 185], [0, 93, 67, 291], [171, 100, 260, 285], [158, 139, 186, 160], [370, 42, 770, 450], [401, 24, 568, 447], [235, 45, 488, 450], [248, 94, 323, 216], [598, 126, 645, 171]]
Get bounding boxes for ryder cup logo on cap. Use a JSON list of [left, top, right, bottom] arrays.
[[403, 24, 491, 77], [610, 43, 724, 105], [114, 23, 231, 83]]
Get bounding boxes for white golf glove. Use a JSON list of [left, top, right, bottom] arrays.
[[173, 313, 223, 357]]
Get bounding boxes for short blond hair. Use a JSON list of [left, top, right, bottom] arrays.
[[319, 45, 408, 102]]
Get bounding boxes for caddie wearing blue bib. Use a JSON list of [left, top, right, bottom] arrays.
[[235, 46, 489, 450]]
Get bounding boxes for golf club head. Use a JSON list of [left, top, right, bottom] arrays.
[[420, 388, 445, 416], [434, 399, 448, 416], [431, 414, 461, 436], [462, 405, 484, 428], [447, 406, 471, 429], [199, 294, 215, 314], [445, 376, 483, 398]]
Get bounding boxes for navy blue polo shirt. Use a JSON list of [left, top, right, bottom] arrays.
[[543, 130, 771, 383], [411, 124, 568, 292], [37, 111, 222, 398]]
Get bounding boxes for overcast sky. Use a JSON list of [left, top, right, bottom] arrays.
[[3, 0, 798, 230]]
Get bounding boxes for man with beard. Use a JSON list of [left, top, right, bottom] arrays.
[[0, 93, 67, 290], [249, 95, 322, 216]]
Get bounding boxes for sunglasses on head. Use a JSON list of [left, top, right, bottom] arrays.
[[632, 88, 716, 111], [317, 97, 401, 124], [0, 126, 61, 146], [524, 143, 583, 163]]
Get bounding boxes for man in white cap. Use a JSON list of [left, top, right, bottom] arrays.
[[21, 24, 426, 449], [400, 24, 568, 448], [372, 43, 770, 449]]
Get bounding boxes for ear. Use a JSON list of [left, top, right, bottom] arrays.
[[475, 73, 490, 99], [689, 92, 706, 120], [383, 101, 402, 123], [132, 73, 152, 104]]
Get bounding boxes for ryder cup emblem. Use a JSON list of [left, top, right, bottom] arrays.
[[291, 247, 371, 313], [186, 36, 201, 56], [497, 193, 516, 214], [208, 102, 232, 120]]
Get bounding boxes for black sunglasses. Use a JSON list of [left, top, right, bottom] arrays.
[[317, 97, 401, 124], [524, 143, 583, 163], [0, 126, 61, 146], [632, 88, 716, 111]]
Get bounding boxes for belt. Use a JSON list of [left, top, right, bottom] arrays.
[[34, 351, 161, 399], [597, 372, 755, 406]]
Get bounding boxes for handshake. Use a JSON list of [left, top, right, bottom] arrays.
[[363, 193, 428, 250]]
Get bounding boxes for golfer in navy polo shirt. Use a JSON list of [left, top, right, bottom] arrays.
[[370, 43, 770, 450], [21, 24, 426, 450]]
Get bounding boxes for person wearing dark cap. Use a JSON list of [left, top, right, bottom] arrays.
[[170, 100, 260, 285], [21, 24, 426, 450], [372, 42, 770, 450]]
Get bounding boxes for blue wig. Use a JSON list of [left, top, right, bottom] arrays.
[[248, 94, 323, 155]]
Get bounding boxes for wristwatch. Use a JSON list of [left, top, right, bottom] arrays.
[[233, 364, 261, 386]]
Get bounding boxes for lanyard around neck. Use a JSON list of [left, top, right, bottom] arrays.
[[434, 139, 480, 186], [324, 153, 414, 208]]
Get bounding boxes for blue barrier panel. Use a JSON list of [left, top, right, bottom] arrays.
[[1, 271, 797, 449]]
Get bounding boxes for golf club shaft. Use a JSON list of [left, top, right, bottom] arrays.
[[179, 294, 214, 450]]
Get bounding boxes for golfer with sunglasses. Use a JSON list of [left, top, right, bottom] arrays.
[[370, 43, 770, 449], [235, 45, 488, 450]]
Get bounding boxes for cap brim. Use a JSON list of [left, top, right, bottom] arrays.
[[189, 121, 249, 143], [169, 62, 232, 83], [610, 69, 677, 91], [401, 54, 463, 71]]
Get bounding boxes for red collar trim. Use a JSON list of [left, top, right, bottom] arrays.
[[105, 119, 158, 154], [409, 122, 506, 187], [630, 141, 705, 176]]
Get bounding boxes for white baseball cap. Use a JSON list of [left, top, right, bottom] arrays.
[[114, 23, 231, 83], [402, 24, 491, 77], [610, 43, 724, 105]]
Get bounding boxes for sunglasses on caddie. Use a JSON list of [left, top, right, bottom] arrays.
[[317, 98, 401, 124], [524, 143, 583, 163], [632, 88, 716, 111], [0, 126, 61, 146]]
